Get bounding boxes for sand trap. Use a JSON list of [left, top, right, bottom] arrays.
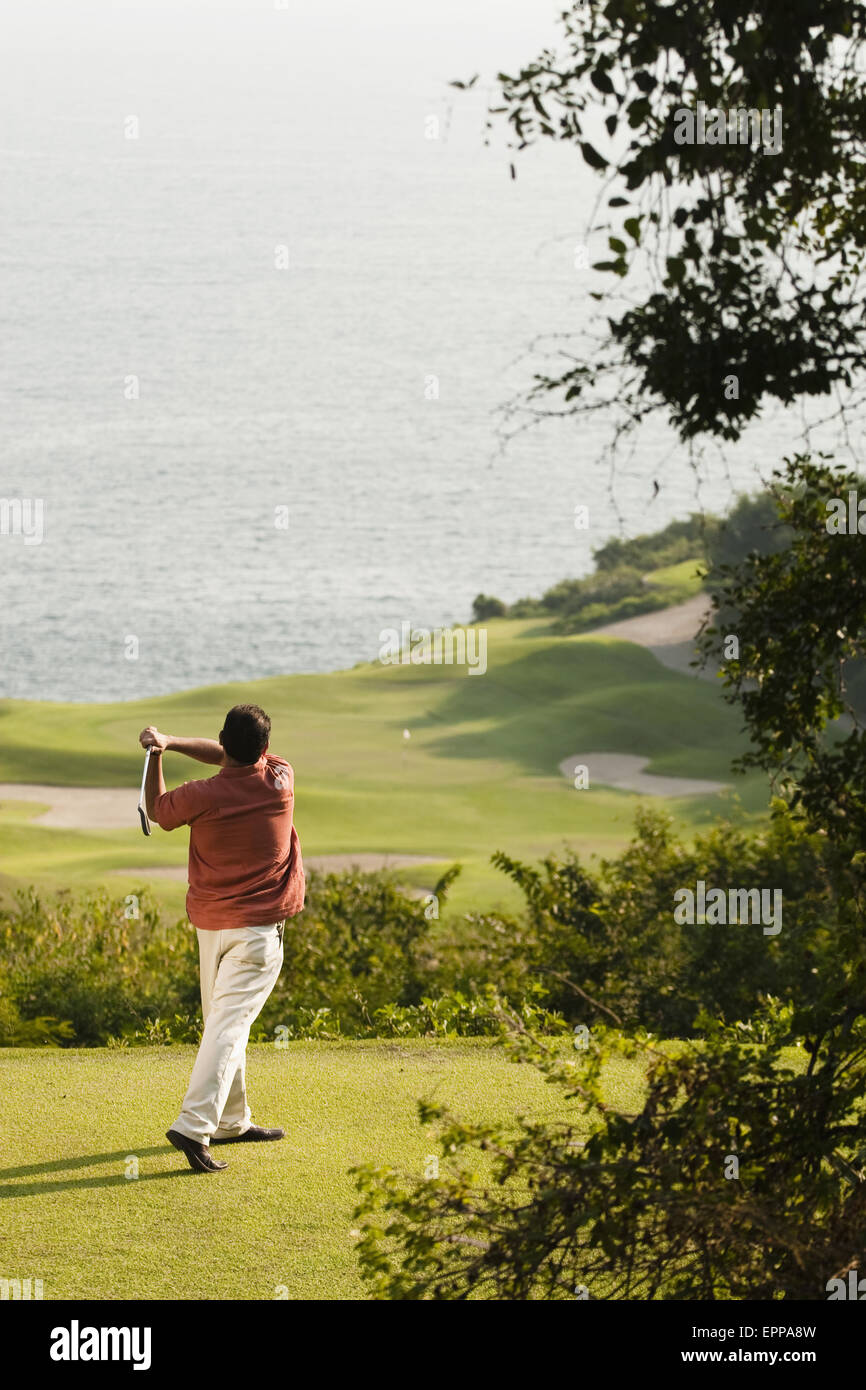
[[108, 854, 439, 881], [559, 753, 725, 798], [0, 784, 135, 828]]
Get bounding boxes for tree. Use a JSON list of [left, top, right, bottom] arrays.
[[347, 9, 866, 1303], [470, 593, 507, 621], [698, 454, 866, 848], [350, 459, 866, 1298], [484, 2, 866, 448]]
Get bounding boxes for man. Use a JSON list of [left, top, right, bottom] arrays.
[[139, 704, 304, 1174]]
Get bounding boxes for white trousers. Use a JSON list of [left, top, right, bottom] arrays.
[[171, 922, 284, 1144]]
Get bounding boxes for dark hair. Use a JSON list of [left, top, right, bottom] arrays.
[[220, 704, 271, 765]]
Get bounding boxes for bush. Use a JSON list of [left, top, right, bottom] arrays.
[[0, 802, 848, 1047], [352, 999, 866, 1300], [436, 806, 843, 1037], [471, 593, 507, 621], [593, 514, 714, 574], [476, 489, 813, 637], [0, 873, 460, 1046], [256, 866, 458, 1039], [0, 889, 199, 1045]]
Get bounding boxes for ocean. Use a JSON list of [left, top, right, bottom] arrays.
[[0, 0, 834, 701]]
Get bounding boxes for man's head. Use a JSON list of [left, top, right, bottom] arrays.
[[219, 704, 271, 766]]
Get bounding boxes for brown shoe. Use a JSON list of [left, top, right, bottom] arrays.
[[211, 1124, 285, 1144], [166, 1128, 228, 1172]]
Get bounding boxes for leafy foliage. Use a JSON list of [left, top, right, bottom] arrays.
[[698, 455, 866, 845], [486, 2, 866, 443], [470, 593, 507, 621], [259, 866, 459, 1038], [352, 1001, 866, 1300], [445, 806, 847, 1036], [2, 801, 854, 1046], [0, 888, 200, 1045], [476, 511, 712, 629], [475, 498, 797, 633], [0, 870, 462, 1045]]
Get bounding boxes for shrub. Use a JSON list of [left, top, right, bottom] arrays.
[[352, 999, 866, 1300], [437, 806, 842, 1037], [471, 594, 507, 621], [0, 888, 199, 1045], [247, 866, 460, 1040]]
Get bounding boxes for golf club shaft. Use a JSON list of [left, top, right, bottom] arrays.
[[139, 746, 151, 805]]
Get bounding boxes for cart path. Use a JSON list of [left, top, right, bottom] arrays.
[[588, 593, 717, 680]]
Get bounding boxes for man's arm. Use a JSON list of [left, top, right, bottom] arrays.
[[139, 726, 224, 765], [144, 746, 167, 822]]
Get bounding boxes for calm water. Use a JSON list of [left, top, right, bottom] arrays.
[[0, 0, 830, 701]]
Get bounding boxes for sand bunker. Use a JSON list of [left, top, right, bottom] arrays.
[[559, 753, 725, 798], [0, 784, 133, 828]]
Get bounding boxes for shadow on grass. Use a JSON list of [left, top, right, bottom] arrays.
[[0, 1144, 198, 1196]]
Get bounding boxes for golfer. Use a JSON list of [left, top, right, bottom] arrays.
[[139, 704, 304, 1173]]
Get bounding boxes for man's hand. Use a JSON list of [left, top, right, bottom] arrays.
[[139, 729, 225, 765], [140, 726, 170, 753]]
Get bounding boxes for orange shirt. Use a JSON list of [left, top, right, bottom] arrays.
[[153, 754, 304, 930]]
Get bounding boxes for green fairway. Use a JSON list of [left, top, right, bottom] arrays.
[[0, 618, 768, 915], [0, 1040, 647, 1300], [644, 559, 706, 598]]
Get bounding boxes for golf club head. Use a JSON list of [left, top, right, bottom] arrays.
[[138, 804, 152, 836]]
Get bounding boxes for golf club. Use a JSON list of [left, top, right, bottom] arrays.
[[138, 746, 152, 836]]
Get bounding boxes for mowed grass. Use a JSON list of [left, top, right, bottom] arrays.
[[0, 1041, 648, 1300], [0, 1039, 809, 1300], [0, 618, 768, 915], [644, 559, 706, 597]]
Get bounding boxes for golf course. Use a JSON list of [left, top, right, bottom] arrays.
[[0, 595, 768, 923], [0, 587, 778, 1300], [5, 0, 866, 1324]]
